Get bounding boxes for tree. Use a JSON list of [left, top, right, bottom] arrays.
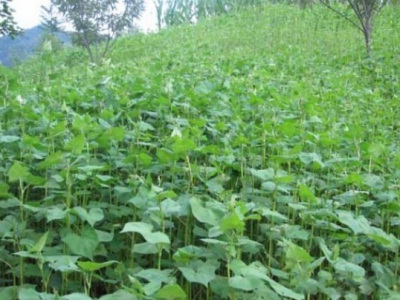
[[319, 0, 388, 55], [38, 4, 66, 57], [0, 0, 21, 37], [154, 0, 164, 31], [51, 0, 145, 63], [40, 4, 63, 34]]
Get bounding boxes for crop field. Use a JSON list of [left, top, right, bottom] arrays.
[[1, 4, 400, 299]]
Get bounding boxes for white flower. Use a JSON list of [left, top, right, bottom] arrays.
[[171, 127, 182, 138], [16, 95, 25, 105]]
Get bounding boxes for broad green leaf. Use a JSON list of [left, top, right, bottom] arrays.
[[78, 260, 118, 272], [154, 284, 186, 299], [136, 269, 174, 284], [249, 285, 281, 300], [122, 222, 168, 244], [14, 251, 41, 259], [98, 118, 112, 129], [237, 237, 263, 254], [160, 198, 182, 217], [265, 276, 305, 300], [0, 182, 10, 197], [60, 293, 93, 300], [249, 168, 274, 181], [368, 143, 386, 158], [96, 229, 114, 242], [8, 161, 30, 182], [299, 185, 317, 204], [333, 258, 365, 283], [38, 151, 63, 169], [145, 231, 171, 244], [319, 240, 340, 264], [173, 246, 205, 263], [46, 206, 67, 222], [64, 134, 86, 154], [206, 178, 224, 194], [367, 227, 399, 251], [0, 199, 26, 210], [132, 242, 159, 254], [62, 226, 99, 260], [231, 260, 270, 283], [46, 255, 80, 272], [29, 231, 49, 253], [18, 288, 41, 300], [73, 207, 104, 227], [208, 226, 223, 238], [138, 121, 155, 131], [156, 148, 177, 164], [201, 238, 228, 245], [121, 222, 153, 235], [229, 259, 247, 275], [0, 135, 20, 143], [72, 115, 92, 133], [286, 225, 310, 240], [299, 152, 324, 167], [0, 286, 18, 299], [261, 181, 276, 192], [107, 127, 125, 141], [220, 212, 245, 232], [336, 210, 371, 235], [261, 208, 288, 221], [363, 174, 384, 190], [26, 174, 46, 186], [143, 281, 162, 296], [78, 165, 105, 173], [229, 275, 264, 291], [189, 197, 219, 226], [243, 262, 270, 281], [138, 152, 153, 166], [372, 262, 397, 291], [171, 138, 196, 154], [96, 174, 114, 182], [19, 288, 58, 300], [278, 120, 298, 137], [179, 260, 217, 287], [286, 241, 313, 264], [99, 290, 138, 300], [344, 173, 363, 185], [210, 277, 230, 298]]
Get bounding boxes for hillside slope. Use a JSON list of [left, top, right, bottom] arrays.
[[1, 5, 400, 300]]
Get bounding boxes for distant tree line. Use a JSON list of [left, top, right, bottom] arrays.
[[154, 0, 265, 29]]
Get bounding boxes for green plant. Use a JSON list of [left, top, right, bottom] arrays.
[[1, 4, 399, 299]]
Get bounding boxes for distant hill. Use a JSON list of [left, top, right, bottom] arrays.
[[0, 26, 70, 67]]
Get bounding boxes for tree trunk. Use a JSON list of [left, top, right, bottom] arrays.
[[363, 20, 373, 56]]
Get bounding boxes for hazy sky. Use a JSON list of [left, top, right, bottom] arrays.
[[10, 0, 157, 31]]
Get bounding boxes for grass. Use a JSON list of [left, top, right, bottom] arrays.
[[1, 3, 400, 300]]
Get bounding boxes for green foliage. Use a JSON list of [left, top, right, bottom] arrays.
[[40, 4, 63, 34], [158, 0, 263, 27], [0, 0, 20, 37], [1, 3, 400, 300], [319, 0, 388, 54], [51, 0, 145, 63]]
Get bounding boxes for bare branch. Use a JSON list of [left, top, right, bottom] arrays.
[[319, 0, 363, 31]]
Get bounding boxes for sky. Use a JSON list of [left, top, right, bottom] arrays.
[[10, 0, 158, 32]]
